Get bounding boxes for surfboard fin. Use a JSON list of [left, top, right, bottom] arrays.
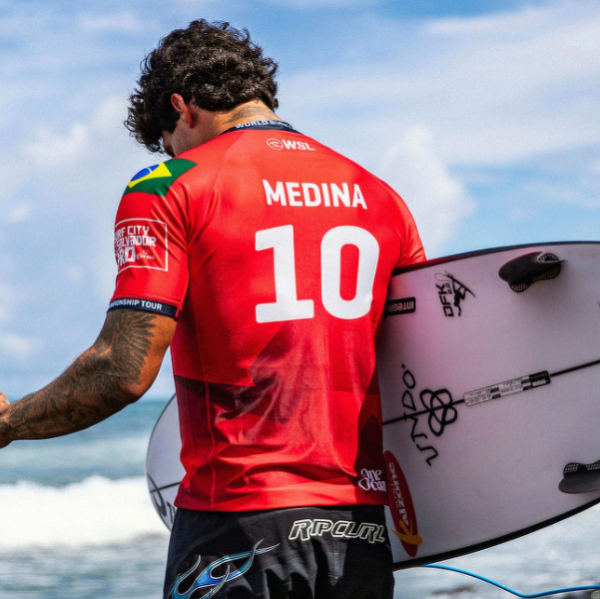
[[498, 252, 563, 292], [559, 460, 600, 493]]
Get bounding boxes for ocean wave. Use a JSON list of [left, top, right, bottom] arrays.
[[0, 435, 150, 486], [0, 476, 169, 549]]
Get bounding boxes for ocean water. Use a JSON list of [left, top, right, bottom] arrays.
[[0, 397, 599, 598], [0, 398, 170, 598]]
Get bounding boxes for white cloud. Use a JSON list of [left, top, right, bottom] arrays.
[[0, 93, 152, 389], [377, 127, 475, 257], [21, 95, 134, 173], [78, 11, 147, 34], [0, 158, 26, 204], [4, 202, 32, 223], [17, 95, 151, 302], [24, 124, 90, 168], [65, 266, 85, 284], [425, 3, 558, 36], [20, 95, 141, 182], [281, 0, 600, 168], [0, 332, 41, 361], [262, 0, 378, 8], [0, 284, 16, 323]]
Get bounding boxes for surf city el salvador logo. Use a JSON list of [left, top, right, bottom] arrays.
[[172, 541, 279, 599]]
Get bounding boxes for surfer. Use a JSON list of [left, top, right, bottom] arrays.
[[0, 19, 425, 598], [448, 274, 474, 316]]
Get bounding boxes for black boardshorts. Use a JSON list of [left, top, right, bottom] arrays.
[[163, 505, 394, 599]]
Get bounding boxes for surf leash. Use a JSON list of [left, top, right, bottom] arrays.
[[422, 564, 600, 598]]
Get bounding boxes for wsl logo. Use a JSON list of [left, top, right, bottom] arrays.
[[384, 451, 423, 558], [266, 138, 316, 151], [172, 541, 278, 599]]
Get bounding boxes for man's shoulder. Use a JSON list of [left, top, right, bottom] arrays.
[[122, 158, 198, 198]]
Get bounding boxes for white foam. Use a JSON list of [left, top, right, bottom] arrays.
[[0, 476, 169, 549]]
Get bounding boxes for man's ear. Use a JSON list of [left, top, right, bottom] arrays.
[[170, 94, 198, 127]]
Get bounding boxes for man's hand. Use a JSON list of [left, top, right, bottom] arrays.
[[0, 309, 177, 446], [0, 392, 11, 449]]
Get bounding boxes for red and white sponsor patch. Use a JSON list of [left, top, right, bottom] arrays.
[[114, 218, 168, 273], [384, 450, 422, 558]]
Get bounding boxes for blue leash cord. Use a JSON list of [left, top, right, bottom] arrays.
[[423, 564, 600, 598]]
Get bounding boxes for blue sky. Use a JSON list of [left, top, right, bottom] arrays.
[[0, 0, 598, 397]]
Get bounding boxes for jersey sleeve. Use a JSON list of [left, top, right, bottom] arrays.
[[396, 203, 426, 268], [375, 178, 426, 269], [109, 159, 196, 318]]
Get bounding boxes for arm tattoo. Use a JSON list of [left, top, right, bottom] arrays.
[[4, 309, 163, 440]]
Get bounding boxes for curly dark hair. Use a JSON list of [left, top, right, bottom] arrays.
[[125, 20, 279, 153]]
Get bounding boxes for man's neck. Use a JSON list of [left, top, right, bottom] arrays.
[[164, 99, 283, 156], [209, 100, 282, 137], [221, 101, 281, 127]]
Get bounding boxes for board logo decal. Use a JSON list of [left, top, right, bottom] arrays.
[[147, 474, 178, 527], [384, 365, 444, 465], [172, 541, 279, 599], [434, 272, 475, 317], [384, 357, 600, 469], [420, 389, 458, 436], [464, 371, 551, 405], [384, 451, 422, 557], [385, 297, 416, 317]]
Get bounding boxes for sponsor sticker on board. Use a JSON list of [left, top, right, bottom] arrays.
[[385, 297, 416, 317], [434, 272, 475, 317], [384, 450, 422, 557]]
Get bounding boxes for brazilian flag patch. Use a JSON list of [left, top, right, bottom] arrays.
[[123, 158, 196, 197]]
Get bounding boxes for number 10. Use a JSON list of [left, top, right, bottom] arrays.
[[255, 225, 380, 323]]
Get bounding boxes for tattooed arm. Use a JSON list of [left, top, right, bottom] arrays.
[[0, 309, 177, 448]]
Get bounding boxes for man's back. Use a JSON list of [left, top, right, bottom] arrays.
[[111, 123, 425, 512]]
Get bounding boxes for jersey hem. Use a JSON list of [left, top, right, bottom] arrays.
[[174, 487, 387, 512]]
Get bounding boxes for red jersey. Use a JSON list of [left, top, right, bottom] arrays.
[[110, 122, 425, 511]]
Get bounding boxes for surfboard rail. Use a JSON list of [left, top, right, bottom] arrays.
[[392, 240, 600, 275]]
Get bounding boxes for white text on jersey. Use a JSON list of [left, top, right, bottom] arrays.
[[263, 180, 367, 209], [266, 139, 316, 151]]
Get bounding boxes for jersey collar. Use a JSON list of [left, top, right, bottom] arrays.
[[220, 120, 299, 136]]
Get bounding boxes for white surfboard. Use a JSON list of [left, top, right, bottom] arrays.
[[146, 397, 183, 530], [146, 242, 600, 569], [379, 242, 600, 567]]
